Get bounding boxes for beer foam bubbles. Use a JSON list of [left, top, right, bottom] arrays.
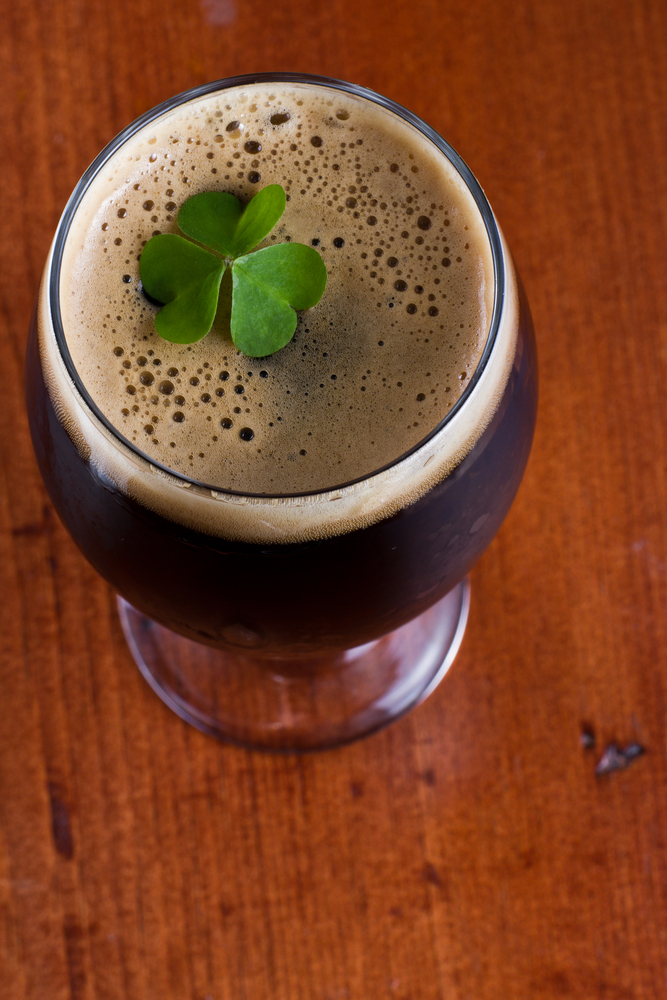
[[40, 81, 518, 543]]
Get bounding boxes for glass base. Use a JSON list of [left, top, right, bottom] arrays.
[[117, 578, 470, 752]]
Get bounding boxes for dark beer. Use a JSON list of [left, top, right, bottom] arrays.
[[28, 75, 536, 664]]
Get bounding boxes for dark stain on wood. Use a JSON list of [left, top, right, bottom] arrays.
[[48, 782, 74, 860], [422, 862, 442, 887]]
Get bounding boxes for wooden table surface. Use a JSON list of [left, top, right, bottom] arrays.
[[2, 0, 667, 997]]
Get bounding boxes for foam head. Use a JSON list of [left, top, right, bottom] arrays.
[[59, 80, 495, 494]]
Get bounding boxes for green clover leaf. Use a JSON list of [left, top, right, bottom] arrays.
[[231, 244, 328, 356], [178, 185, 286, 258], [139, 185, 326, 356], [139, 235, 225, 344]]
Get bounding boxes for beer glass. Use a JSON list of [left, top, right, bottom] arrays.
[[27, 74, 537, 751]]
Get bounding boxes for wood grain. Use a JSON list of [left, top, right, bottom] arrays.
[[2, 0, 667, 997]]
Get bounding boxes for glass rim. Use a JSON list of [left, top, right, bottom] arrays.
[[49, 71, 505, 500]]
